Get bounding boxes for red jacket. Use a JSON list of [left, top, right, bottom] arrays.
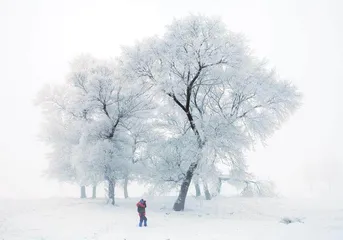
[[137, 201, 146, 216]]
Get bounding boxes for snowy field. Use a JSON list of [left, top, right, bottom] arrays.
[[1, 196, 343, 240]]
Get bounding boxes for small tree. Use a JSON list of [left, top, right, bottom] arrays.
[[36, 54, 153, 204]]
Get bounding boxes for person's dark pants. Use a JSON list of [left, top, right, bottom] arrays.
[[139, 214, 147, 227]]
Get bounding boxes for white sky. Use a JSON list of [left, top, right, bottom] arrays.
[[0, 0, 342, 199]]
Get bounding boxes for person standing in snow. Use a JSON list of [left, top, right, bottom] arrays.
[[136, 199, 147, 227]]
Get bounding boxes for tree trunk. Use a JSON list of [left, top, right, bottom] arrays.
[[213, 178, 222, 197], [123, 177, 129, 199], [194, 179, 201, 197], [172, 103, 203, 211], [92, 185, 97, 199], [173, 162, 197, 211], [216, 178, 222, 195], [108, 179, 116, 205], [80, 186, 87, 199], [203, 180, 212, 200]]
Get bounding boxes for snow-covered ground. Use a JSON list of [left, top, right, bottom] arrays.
[[0, 196, 342, 240]]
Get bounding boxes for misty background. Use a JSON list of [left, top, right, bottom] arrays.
[[0, 0, 342, 199]]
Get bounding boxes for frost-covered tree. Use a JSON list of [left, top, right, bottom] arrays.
[[196, 162, 222, 200], [119, 122, 151, 198], [36, 54, 153, 204], [219, 167, 276, 197], [36, 85, 79, 182], [121, 14, 301, 211]]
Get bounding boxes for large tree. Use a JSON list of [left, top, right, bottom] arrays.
[[121, 15, 301, 211]]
